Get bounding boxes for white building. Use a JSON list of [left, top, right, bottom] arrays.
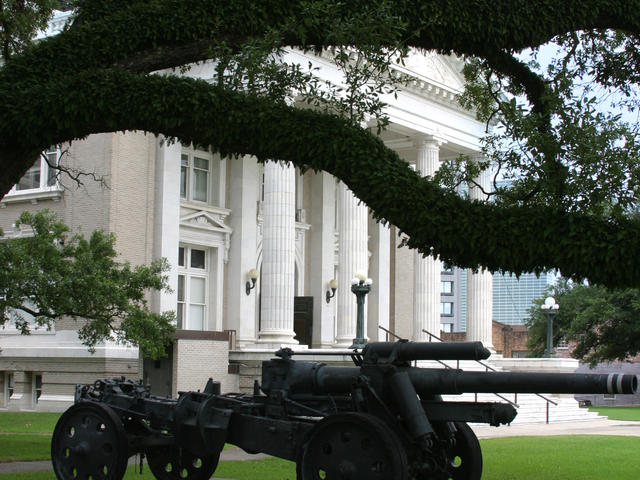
[[0, 15, 495, 409]]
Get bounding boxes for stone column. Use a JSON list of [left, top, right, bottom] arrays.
[[227, 155, 260, 347], [310, 172, 337, 348], [466, 160, 494, 348], [368, 216, 390, 341], [335, 182, 369, 347], [413, 136, 443, 341], [258, 160, 297, 345]]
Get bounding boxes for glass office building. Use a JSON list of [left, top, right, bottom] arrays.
[[492, 271, 556, 326], [442, 269, 556, 331]]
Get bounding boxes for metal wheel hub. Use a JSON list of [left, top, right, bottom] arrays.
[[51, 401, 129, 480], [297, 413, 409, 480], [416, 422, 482, 480]]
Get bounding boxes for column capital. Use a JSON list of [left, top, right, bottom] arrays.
[[413, 134, 446, 150]]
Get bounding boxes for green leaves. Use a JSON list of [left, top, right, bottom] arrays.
[[0, 0, 58, 60], [3, 0, 640, 289], [458, 29, 640, 217], [526, 279, 640, 364], [0, 210, 175, 358]]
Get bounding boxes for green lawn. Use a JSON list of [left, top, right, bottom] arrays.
[[481, 435, 640, 480], [0, 412, 60, 462], [0, 413, 61, 434], [0, 434, 51, 462], [587, 405, 640, 421]]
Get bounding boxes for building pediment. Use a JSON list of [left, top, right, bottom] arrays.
[[180, 210, 232, 234], [180, 209, 232, 263], [397, 51, 465, 93]]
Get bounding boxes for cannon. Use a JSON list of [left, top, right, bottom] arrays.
[[50, 340, 638, 480]]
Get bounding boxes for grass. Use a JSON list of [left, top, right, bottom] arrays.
[[587, 405, 640, 421], [0, 434, 51, 462], [481, 435, 640, 480], [0, 412, 60, 462], [0, 413, 61, 434]]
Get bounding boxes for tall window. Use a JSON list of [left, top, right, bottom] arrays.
[[180, 147, 221, 205], [177, 246, 208, 330], [6, 373, 14, 402], [11, 147, 60, 193], [441, 281, 453, 295], [33, 374, 42, 405]]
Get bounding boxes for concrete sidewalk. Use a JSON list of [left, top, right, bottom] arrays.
[[0, 447, 269, 475], [1, 419, 638, 475]]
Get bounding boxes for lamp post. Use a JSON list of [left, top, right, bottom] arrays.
[[350, 272, 372, 350], [541, 296, 559, 358]]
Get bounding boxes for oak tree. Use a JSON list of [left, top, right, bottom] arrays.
[[526, 279, 640, 364], [0, 211, 175, 358], [1, 1, 640, 286]]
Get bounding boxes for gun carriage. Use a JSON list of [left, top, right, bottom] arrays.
[[51, 340, 638, 480]]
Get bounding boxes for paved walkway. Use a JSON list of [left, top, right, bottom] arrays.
[[1, 419, 638, 475], [0, 448, 269, 476]]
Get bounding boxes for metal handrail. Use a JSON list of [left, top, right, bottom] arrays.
[[377, 326, 449, 369], [378, 325, 405, 341], [423, 330, 444, 342]]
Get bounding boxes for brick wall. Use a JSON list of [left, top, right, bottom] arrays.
[[172, 331, 239, 395], [492, 322, 530, 357], [441, 332, 466, 342], [442, 321, 530, 358]]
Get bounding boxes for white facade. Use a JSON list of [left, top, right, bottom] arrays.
[[0, 45, 495, 408], [155, 49, 493, 350]]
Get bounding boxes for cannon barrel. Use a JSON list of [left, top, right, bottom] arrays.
[[407, 370, 639, 395], [273, 362, 638, 396], [362, 341, 491, 361]]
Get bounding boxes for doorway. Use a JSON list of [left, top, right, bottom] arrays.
[[294, 296, 313, 346]]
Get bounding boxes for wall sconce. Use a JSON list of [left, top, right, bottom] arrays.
[[325, 279, 338, 303], [245, 268, 259, 295]]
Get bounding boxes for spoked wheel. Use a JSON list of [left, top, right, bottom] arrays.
[[51, 401, 129, 480], [296, 413, 409, 480], [146, 445, 219, 480], [438, 422, 482, 480]]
